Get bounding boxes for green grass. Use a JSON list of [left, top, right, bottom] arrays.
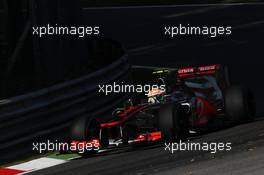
[[47, 152, 80, 161]]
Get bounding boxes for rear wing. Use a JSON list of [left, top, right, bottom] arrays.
[[177, 64, 221, 78]]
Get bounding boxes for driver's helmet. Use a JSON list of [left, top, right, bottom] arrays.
[[147, 78, 166, 104], [148, 78, 166, 97]]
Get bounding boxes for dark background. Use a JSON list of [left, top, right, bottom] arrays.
[[82, 3, 264, 115], [0, 1, 263, 113]]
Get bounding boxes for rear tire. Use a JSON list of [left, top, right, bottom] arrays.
[[224, 86, 256, 124], [158, 103, 189, 142]]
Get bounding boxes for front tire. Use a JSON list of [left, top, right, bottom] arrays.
[[71, 116, 101, 155], [158, 103, 189, 142]]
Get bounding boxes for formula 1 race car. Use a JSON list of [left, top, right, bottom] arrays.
[[61, 64, 256, 155]]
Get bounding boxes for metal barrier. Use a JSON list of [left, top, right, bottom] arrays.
[[0, 54, 130, 164]]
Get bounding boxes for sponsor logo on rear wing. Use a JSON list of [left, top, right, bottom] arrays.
[[178, 64, 220, 78]]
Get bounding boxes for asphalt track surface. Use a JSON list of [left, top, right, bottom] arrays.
[[30, 118, 264, 175], [30, 3, 264, 175]]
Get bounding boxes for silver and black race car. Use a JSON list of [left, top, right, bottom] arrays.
[[60, 64, 256, 155]]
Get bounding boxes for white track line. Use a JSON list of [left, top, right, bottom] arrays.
[[8, 158, 67, 174]]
